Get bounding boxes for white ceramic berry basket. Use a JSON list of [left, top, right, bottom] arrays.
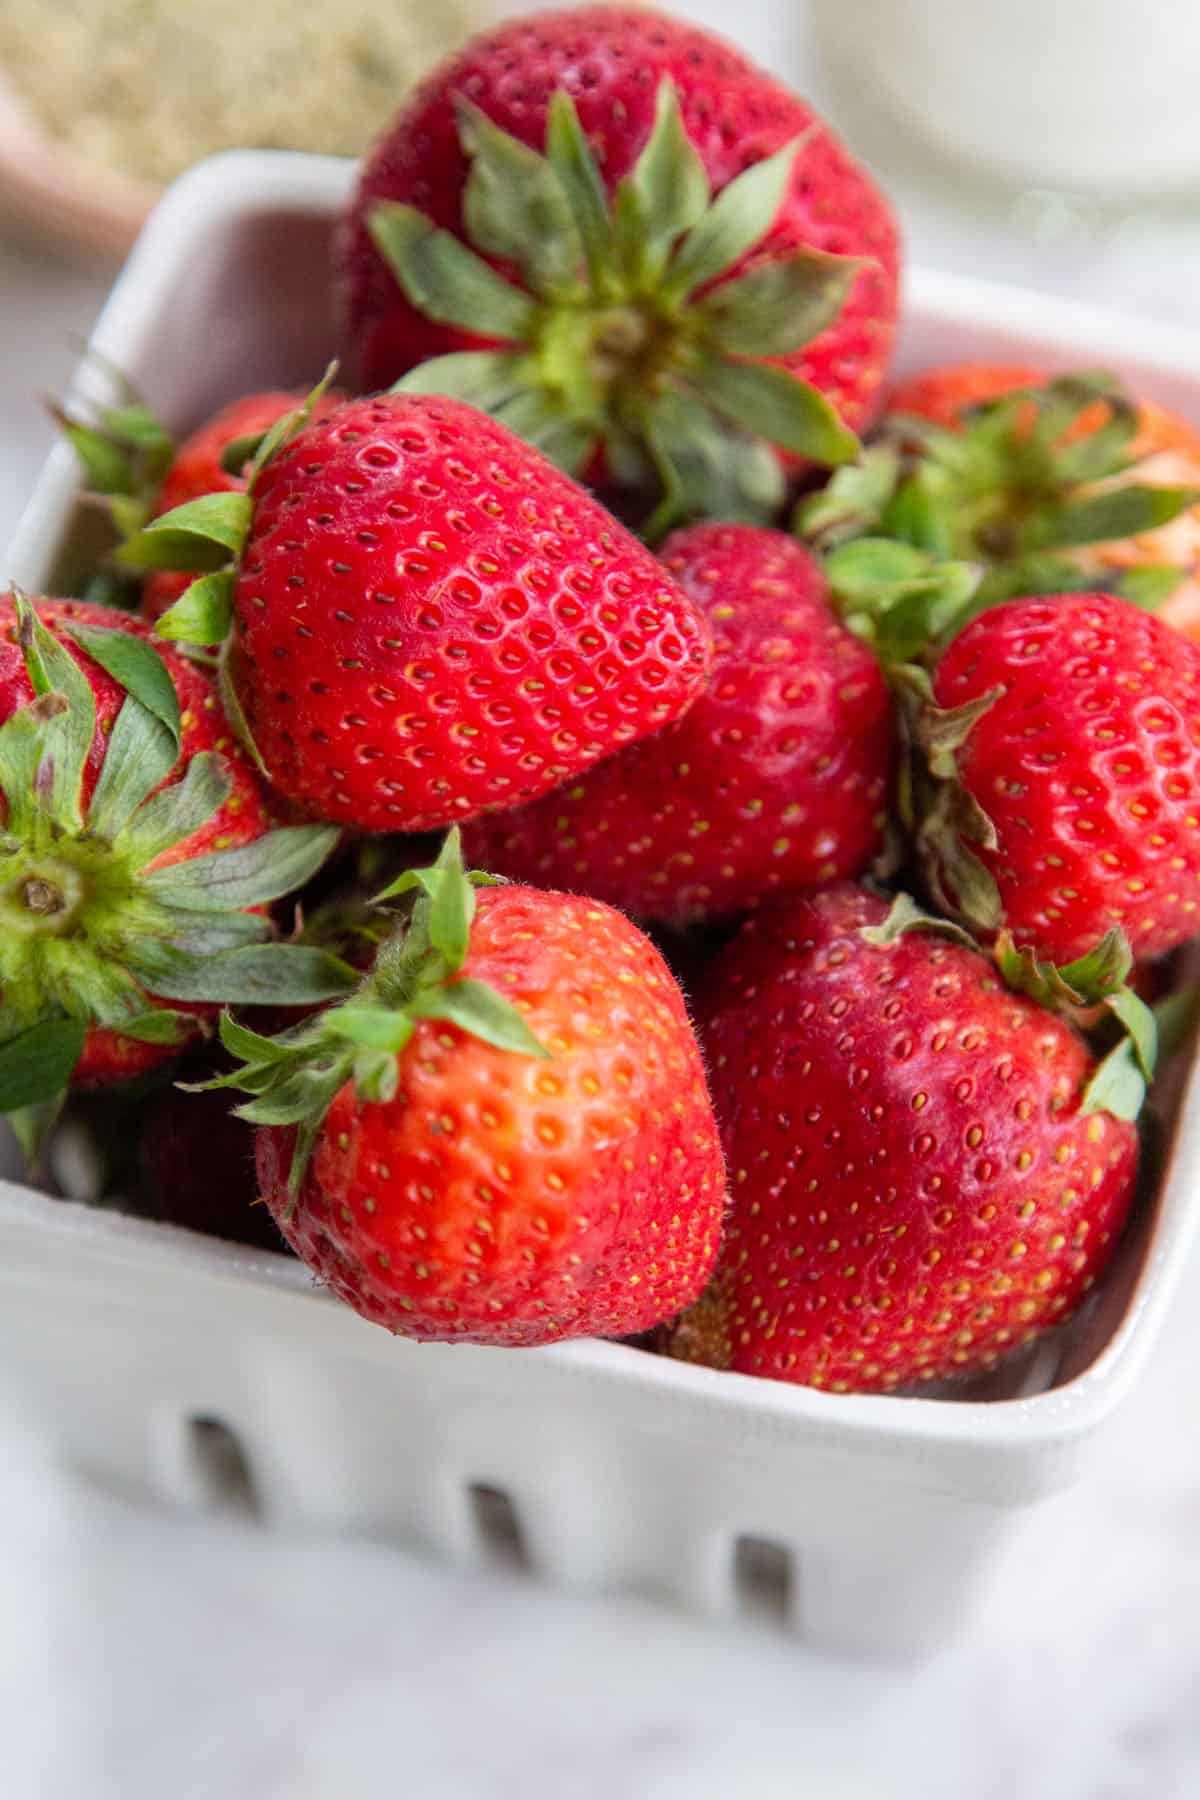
[[4, 151, 1200, 1660]]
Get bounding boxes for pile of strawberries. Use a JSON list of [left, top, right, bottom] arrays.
[[10, 4, 1200, 1395]]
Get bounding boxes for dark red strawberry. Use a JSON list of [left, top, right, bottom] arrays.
[[138, 1081, 285, 1252], [214, 831, 727, 1344], [336, 4, 899, 527], [663, 884, 1138, 1393], [916, 592, 1200, 967], [0, 596, 347, 1125], [466, 524, 893, 923], [120, 391, 713, 833]]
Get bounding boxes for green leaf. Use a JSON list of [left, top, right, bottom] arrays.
[[880, 470, 957, 558], [86, 695, 178, 839], [794, 445, 902, 547], [545, 90, 619, 296], [216, 639, 269, 778], [641, 388, 785, 538], [1029, 484, 1199, 552], [368, 203, 538, 343], [494, 387, 592, 471], [7, 1096, 66, 1173], [456, 97, 585, 301], [1114, 564, 1184, 611], [117, 491, 251, 571], [826, 537, 935, 599], [393, 350, 529, 411], [612, 80, 709, 288], [128, 942, 357, 1006], [665, 134, 806, 300], [859, 892, 979, 950], [246, 363, 339, 491], [235, 1066, 347, 1129], [0, 1016, 87, 1112], [66, 622, 181, 748], [142, 824, 340, 910], [426, 828, 476, 970], [13, 594, 97, 831], [218, 432, 267, 477], [1105, 986, 1158, 1082], [117, 1008, 197, 1046], [696, 249, 860, 356], [1054, 927, 1134, 1000], [52, 411, 138, 496], [118, 750, 230, 867], [409, 977, 551, 1058], [218, 1012, 297, 1065], [689, 348, 858, 465], [1080, 1037, 1147, 1121], [325, 1007, 415, 1054]]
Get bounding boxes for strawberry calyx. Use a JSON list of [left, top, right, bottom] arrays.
[[371, 80, 862, 535], [205, 828, 550, 1194], [798, 370, 1199, 613], [821, 535, 982, 668], [856, 891, 1161, 1120], [0, 596, 351, 1120], [50, 358, 175, 545]]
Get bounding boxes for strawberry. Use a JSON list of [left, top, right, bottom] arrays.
[[663, 885, 1139, 1393], [336, 4, 900, 528], [799, 365, 1200, 619], [914, 592, 1200, 970], [212, 831, 727, 1344], [54, 382, 342, 620], [465, 523, 894, 923], [138, 1080, 284, 1252], [886, 362, 1200, 637], [120, 391, 713, 833], [0, 595, 348, 1131]]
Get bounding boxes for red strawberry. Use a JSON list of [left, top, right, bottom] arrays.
[[917, 592, 1200, 967], [54, 383, 341, 621], [142, 389, 343, 623], [336, 4, 899, 526], [218, 831, 727, 1344], [0, 596, 346, 1120], [466, 523, 893, 923], [663, 885, 1138, 1393], [125, 392, 713, 833]]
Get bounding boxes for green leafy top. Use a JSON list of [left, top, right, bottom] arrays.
[[797, 369, 1199, 616], [371, 81, 862, 535], [205, 828, 550, 1193], [0, 596, 350, 1123], [51, 360, 175, 545]]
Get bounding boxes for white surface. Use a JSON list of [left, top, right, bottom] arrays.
[[4, 9, 1200, 1793]]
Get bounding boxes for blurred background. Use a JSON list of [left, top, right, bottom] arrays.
[[1, 3, 1198, 1796]]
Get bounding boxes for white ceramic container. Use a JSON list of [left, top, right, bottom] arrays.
[[3, 151, 1200, 1660]]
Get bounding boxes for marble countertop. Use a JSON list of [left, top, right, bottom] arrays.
[[3, 8, 1200, 1795]]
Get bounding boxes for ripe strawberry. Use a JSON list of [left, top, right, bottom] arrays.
[[466, 524, 893, 923], [215, 831, 727, 1344], [55, 383, 342, 621], [801, 363, 1199, 619], [916, 591, 1200, 967], [337, 4, 899, 527], [663, 885, 1138, 1393], [121, 391, 713, 833], [0, 595, 347, 1122]]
